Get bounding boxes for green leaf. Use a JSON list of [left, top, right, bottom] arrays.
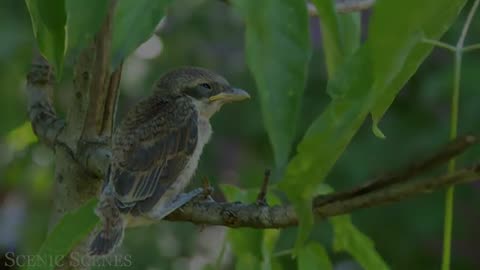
[[220, 185, 280, 270], [312, 0, 361, 78], [280, 47, 374, 254], [280, 0, 466, 255], [235, 253, 262, 270], [25, 0, 67, 78], [65, 0, 108, 56], [372, 120, 386, 139], [221, 184, 263, 267], [111, 0, 171, 68], [6, 121, 37, 151], [369, 0, 467, 134], [26, 199, 99, 270], [298, 242, 332, 270], [331, 215, 389, 270], [233, 0, 311, 166]]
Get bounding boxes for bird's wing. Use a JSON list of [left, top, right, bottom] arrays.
[[110, 96, 198, 207]]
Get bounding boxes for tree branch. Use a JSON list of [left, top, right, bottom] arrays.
[[73, 0, 121, 178], [26, 54, 65, 149], [80, 0, 117, 141], [163, 136, 479, 227], [164, 163, 480, 228]]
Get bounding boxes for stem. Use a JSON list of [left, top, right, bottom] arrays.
[[442, 1, 479, 269], [441, 52, 460, 270], [462, 43, 480, 52], [422, 38, 456, 52]]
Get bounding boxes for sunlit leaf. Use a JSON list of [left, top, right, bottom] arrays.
[[331, 215, 389, 270], [233, 0, 311, 166], [298, 242, 332, 270], [26, 199, 99, 270], [25, 0, 66, 78], [65, 0, 108, 56], [111, 0, 171, 68], [6, 121, 37, 151]]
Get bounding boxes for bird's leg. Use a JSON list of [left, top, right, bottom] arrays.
[[147, 188, 204, 220], [147, 177, 216, 220], [198, 176, 215, 202]]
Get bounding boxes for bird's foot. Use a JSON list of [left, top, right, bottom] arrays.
[[189, 176, 215, 203], [147, 188, 204, 220]]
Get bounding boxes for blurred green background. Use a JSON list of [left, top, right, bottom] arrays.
[[0, 0, 479, 269]]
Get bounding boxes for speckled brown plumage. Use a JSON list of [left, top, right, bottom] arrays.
[[90, 67, 250, 255], [111, 93, 198, 214]]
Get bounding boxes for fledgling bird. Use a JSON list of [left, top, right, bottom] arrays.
[[89, 67, 250, 255]]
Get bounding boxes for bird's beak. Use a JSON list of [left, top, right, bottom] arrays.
[[209, 88, 250, 103]]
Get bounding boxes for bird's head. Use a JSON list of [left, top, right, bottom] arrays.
[[155, 67, 250, 118]]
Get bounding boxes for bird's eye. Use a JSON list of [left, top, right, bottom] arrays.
[[200, 83, 211, 89]]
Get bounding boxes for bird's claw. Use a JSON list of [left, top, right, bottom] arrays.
[[256, 198, 269, 207]]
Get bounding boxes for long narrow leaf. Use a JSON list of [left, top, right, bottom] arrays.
[[25, 0, 66, 78], [111, 0, 171, 68], [331, 215, 389, 270], [233, 0, 311, 166]]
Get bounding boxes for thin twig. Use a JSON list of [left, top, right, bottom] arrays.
[[256, 169, 271, 205], [314, 135, 477, 207], [314, 164, 480, 217]]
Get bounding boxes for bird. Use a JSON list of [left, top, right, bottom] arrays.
[[89, 67, 250, 255]]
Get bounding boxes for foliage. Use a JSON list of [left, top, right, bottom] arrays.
[[25, 0, 66, 77], [111, 0, 172, 68], [221, 184, 281, 270], [281, 0, 466, 256], [25, 199, 99, 270], [1, 0, 477, 269], [232, 0, 311, 166], [330, 215, 389, 270]]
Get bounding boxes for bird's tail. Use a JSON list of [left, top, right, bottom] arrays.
[[89, 196, 125, 256]]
